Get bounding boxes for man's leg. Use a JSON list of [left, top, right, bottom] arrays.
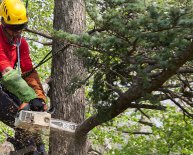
[[14, 129, 47, 155], [0, 89, 46, 154]]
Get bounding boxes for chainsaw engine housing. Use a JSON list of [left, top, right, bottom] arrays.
[[14, 110, 51, 132]]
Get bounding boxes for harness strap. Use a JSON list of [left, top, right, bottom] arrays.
[[16, 37, 22, 77], [26, 0, 28, 10]]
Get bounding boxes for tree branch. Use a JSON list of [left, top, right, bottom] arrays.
[[88, 28, 106, 35], [76, 41, 193, 137], [122, 131, 153, 135], [177, 67, 193, 73], [76, 103, 165, 137], [138, 120, 153, 127], [26, 38, 52, 46], [137, 109, 151, 119], [165, 93, 193, 118], [25, 28, 52, 39]]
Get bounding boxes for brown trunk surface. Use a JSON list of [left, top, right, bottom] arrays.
[[49, 0, 86, 155]]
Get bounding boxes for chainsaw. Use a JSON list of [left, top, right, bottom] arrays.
[[14, 110, 77, 134]]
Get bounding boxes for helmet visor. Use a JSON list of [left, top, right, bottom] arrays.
[[5, 23, 28, 31]]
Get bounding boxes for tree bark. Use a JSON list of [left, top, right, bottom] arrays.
[[49, 0, 86, 155]]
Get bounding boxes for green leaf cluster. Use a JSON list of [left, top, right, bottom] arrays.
[[89, 106, 193, 154]]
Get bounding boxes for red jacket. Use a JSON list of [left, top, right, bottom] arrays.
[[0, 25, 33, 73], [0, 25, 46, 102]]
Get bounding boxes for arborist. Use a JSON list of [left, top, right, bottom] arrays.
[[0, 0, 48, 154]]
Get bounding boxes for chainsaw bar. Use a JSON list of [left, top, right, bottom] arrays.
[[50, 118, 77, 133], [14, 110, 77, 134]]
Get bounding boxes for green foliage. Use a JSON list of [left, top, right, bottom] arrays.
[[52, 0, 193, 112], [89, 106, 193, 154], [30, 45, 51, 80], [0, 123, 14, 144], [26, 0, 54, 32]]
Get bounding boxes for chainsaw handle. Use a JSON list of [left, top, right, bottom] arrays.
[[47, 106, 55, 114]]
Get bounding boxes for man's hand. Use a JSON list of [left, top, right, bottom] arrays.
[[18, 98, 48, 111], [29, 98, 48, 111]]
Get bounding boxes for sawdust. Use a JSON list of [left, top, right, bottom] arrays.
[[0, 141, 14, 155]]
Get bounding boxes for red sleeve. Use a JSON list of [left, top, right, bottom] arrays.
[[0, 46, 12, 73], [20, 38, 33, 73]]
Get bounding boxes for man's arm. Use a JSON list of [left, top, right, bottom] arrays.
[[24, 70, 47, 102], [2, 68, 48, 111], [1, 69, 37, 103], [20, 39, 47, 102], [0, 47, 14, 74]]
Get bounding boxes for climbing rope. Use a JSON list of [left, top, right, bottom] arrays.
[[16, 36, 22, 77], [25, 0, 28, 10], [22, 44, 71, 78]]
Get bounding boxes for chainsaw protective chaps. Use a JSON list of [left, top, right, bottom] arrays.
[[1, 69, 37, 102], [0, 87, 46, 154]]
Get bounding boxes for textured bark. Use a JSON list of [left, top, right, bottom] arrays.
[[49, 0, 86, 155]]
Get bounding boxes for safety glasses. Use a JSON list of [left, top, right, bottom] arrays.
[[5, 22, 28, 32]]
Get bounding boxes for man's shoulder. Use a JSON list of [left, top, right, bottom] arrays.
[[21, 37, 27, 43], [20, 37, 28, 47]]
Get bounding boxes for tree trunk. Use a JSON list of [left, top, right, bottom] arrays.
[[49, 0, 86, 155]]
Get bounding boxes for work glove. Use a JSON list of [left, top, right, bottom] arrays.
[[29, 98, 48, 111], [18, 98, 48, 112]]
